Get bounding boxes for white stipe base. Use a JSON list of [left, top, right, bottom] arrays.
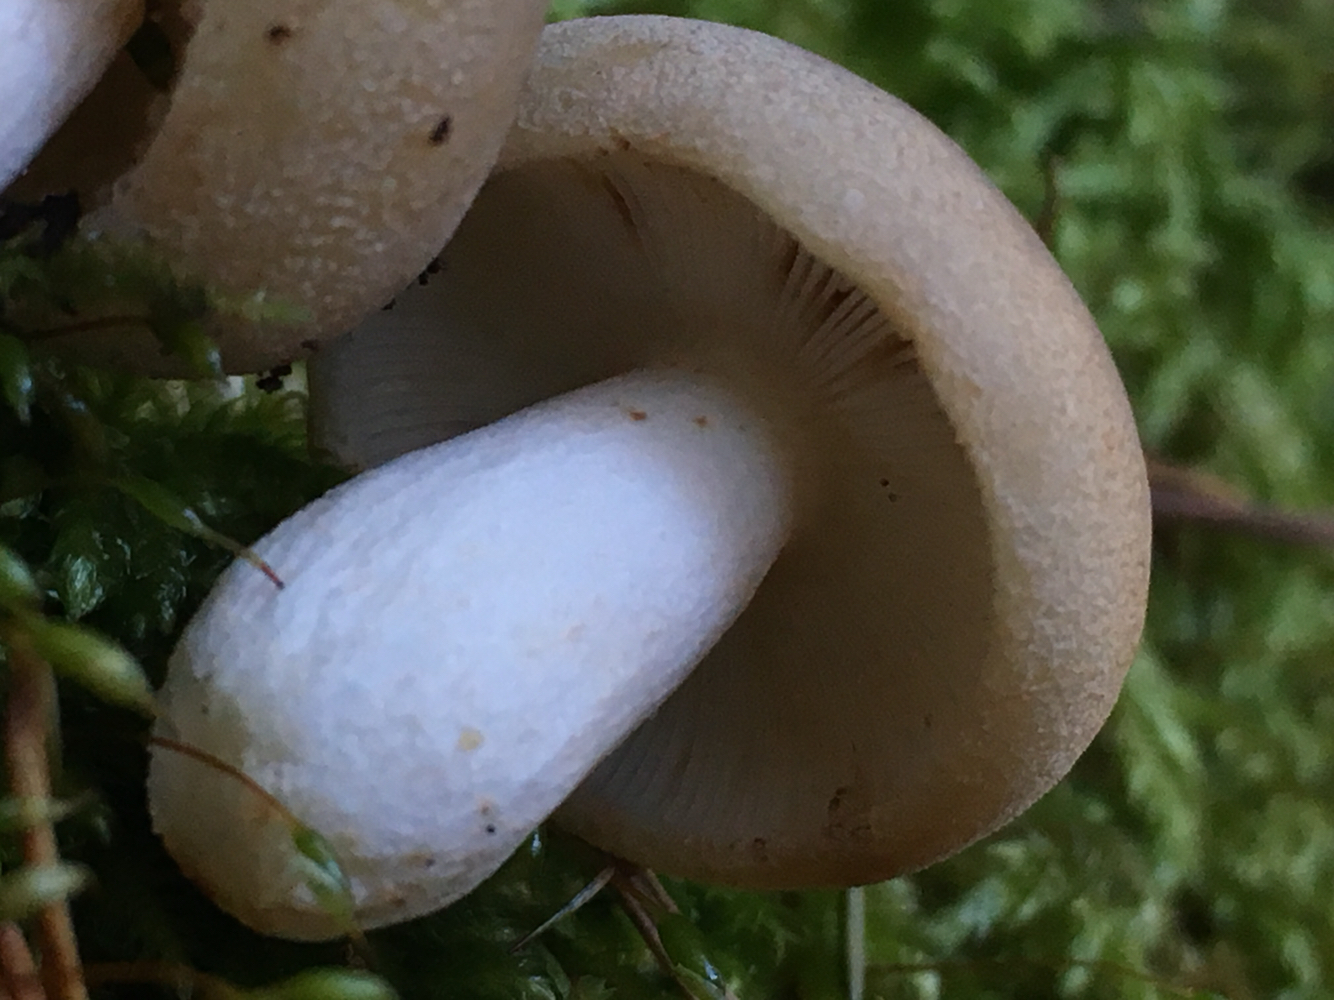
[[149, 369, 795, 939]]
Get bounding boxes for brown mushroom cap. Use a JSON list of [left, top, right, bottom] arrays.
[[310, 15, 1151, 888], [0, 0, 143, 187], [12, 0, 550, 374]]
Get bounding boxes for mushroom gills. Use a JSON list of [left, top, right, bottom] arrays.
[[149, 367, 796, 939], [310, 155, 937, 476]]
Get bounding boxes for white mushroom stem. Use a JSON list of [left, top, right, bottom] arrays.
[[1, 0, 142, 187], [149, 368, 797, 940]]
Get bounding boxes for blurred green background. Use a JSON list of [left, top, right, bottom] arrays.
[[5, 0, 1334, 997]]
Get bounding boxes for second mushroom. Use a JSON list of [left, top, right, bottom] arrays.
[[148, 16, 1152, 940]]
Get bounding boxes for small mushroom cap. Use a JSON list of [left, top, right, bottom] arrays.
[[0, 0, 143, 187], [312, 15, 1151, 888], [12, 0, 550, 374]]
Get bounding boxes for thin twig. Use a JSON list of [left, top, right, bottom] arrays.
[[509, 865, 616, 953], [510, 857, 738, 1000], [4, 639, 88, 1000], [611, 863, 738, 1000], [1148, 456, 1334, 548], [622, 867, 680, 915], [616, 888, 697, 996], [1034, 151, 1062, 248], [846, 887, 866, 1000], [149, 736, 297, 823]]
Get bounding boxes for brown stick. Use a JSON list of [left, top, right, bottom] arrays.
[[4, 640, 88, 1000], [1034, 151, 1061, 248], [1148, 455, 1334, 548]]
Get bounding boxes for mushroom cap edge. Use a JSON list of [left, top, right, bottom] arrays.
[[506, 15, 1154, 884]]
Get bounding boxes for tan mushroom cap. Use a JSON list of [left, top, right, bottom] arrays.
[[12, 0, 550, 374], [312, 14, 1151, 889], [0, 0, 143, 187]]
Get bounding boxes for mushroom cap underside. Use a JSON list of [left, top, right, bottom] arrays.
[[310, 15, 1152, 887], [9, 0, 551, 374]]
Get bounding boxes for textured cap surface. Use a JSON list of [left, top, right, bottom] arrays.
[[21, 0, 550, 373], [487, 16, 1153, 885]]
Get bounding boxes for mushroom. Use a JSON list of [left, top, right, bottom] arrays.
[[6, 0, 552, 373], [0, 0, 143, 188], [148, 15, 1152, 940]]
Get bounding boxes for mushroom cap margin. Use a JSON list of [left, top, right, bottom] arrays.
[[506, 15, 1153, 884]]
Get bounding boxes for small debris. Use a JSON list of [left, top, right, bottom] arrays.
[[429, 116, 453, 146], [256, 363, 292, 393]]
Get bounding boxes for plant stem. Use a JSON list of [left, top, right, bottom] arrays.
[[1148, 455, 1334, 547], [4, 639, 88, 1000], [845, 887, 865, 1000]]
